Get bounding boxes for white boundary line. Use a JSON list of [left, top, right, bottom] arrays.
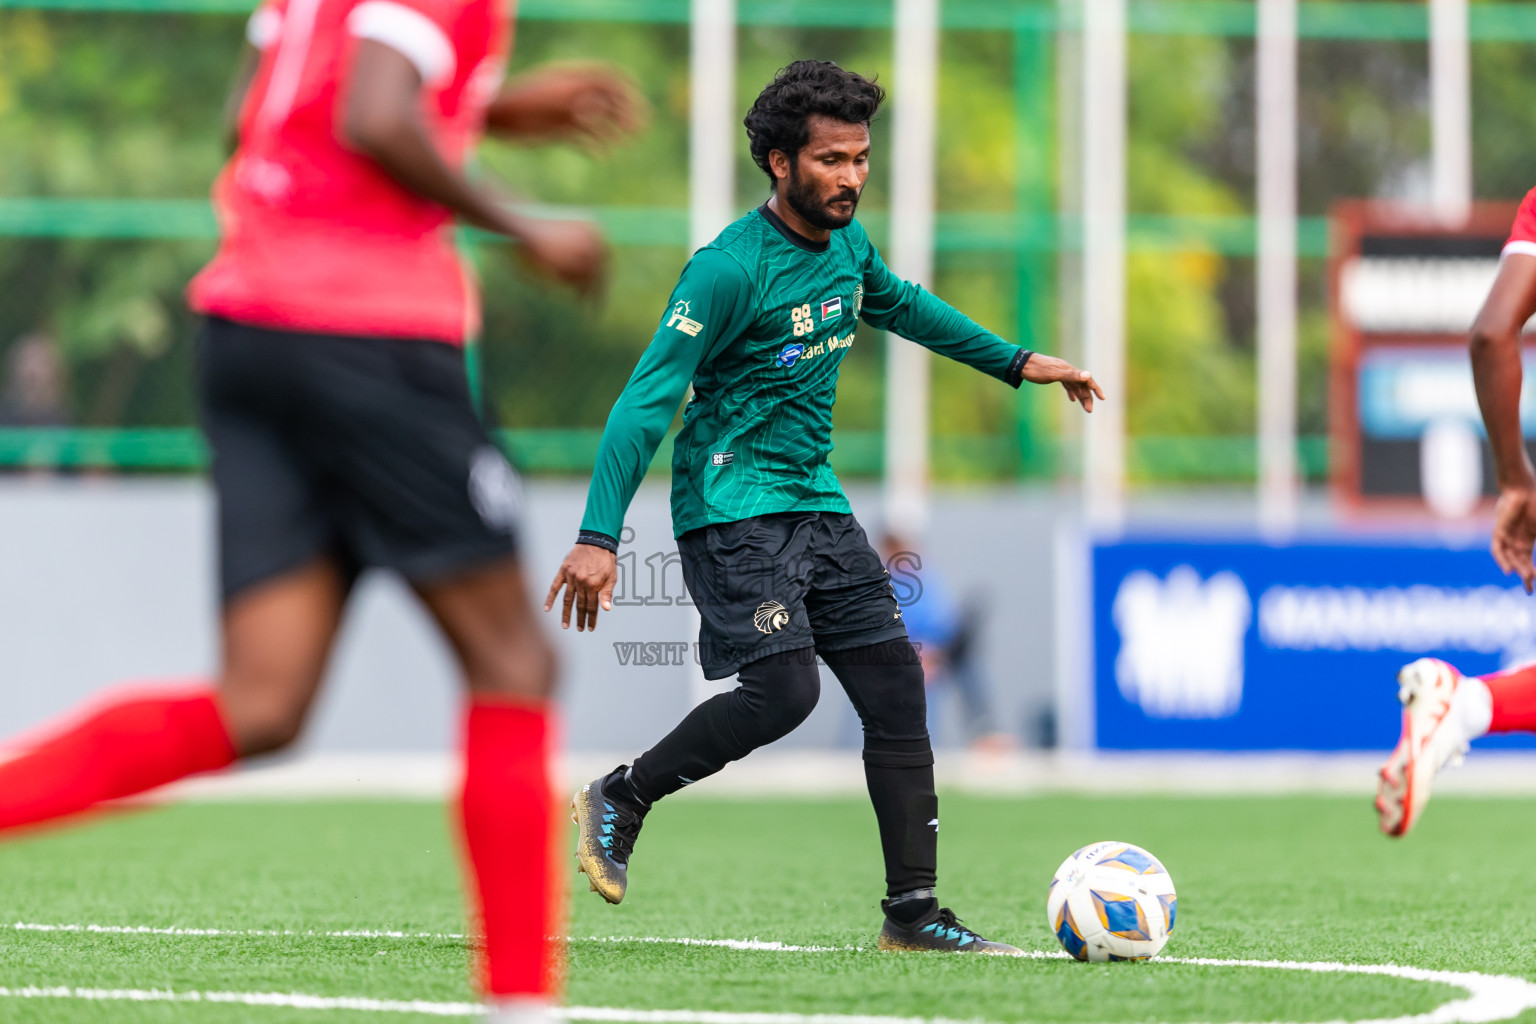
[[575, 936, 863, 954], [0, 989, 987, 1023], [6, 924, 852, 950], [1155, 956, 1536, 1024], [0, 986, 481, 1017], [6, 925, 1536, 1023], [9, 921, 469, 940], [564, 1014, 970, 1024], [1, 964, 1534, 1024]]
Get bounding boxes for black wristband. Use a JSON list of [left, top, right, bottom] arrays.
[[1006, 348, 1034, 389], [576, 530, 619, 553]]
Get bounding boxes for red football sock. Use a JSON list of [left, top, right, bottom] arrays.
[[1482, 663, 1536, 733], [0, 685, 236, 833], [458, 699, 561, 999]]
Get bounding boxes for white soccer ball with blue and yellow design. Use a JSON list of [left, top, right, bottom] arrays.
[[1045, 840, 1176, 962]]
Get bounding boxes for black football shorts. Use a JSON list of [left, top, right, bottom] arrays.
[[677, 511, 909, 679], [197, 315, 521, 602]]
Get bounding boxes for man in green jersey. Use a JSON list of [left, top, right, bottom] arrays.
[[545, 60, 1102, 953]]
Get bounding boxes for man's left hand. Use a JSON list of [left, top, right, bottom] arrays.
[[1021, 353, 1106, 413]]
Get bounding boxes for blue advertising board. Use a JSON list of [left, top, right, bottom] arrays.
[[1092, 538, 1536, 751]]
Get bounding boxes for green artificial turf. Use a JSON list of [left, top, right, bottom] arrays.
[[0, 793, 1531, 1021]]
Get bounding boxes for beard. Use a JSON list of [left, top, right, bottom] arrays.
[[783, 164, 861, 230]]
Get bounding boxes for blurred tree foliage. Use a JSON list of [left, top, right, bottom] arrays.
[[0, 4, 1518, 478], [0, 12, 232, 424]]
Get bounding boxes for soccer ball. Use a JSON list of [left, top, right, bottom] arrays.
[[1046, 840, 1176, 962]]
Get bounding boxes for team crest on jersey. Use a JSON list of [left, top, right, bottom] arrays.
[[777, 342, 806, 367], [667, 300, 704, 337], [821, 296, 843, 320], [790, 302, 815, 337], [854, 283, 864, 316], [753, 601, 791, 634]]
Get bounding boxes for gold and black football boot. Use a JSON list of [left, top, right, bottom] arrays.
[[571, 768, 645, 905], [877, 903, 1021, 954]]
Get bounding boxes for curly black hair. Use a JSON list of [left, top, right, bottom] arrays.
[[743, 60, 885, 188]]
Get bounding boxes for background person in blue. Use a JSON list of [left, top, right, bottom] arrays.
[[880, 533, 1012, 752]]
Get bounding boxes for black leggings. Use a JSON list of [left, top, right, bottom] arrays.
[[627, 638, 936, 897]]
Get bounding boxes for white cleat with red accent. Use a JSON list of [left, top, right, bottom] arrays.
[[1376, 658, 1477, 838]]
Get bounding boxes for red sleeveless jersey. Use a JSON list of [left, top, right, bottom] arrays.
[[188, 0, 512, 344]]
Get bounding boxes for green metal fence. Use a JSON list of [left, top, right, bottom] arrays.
[[0, 0, 1484, 478], [9, 0, 1536, 39], [0, 427, 1330, 483]]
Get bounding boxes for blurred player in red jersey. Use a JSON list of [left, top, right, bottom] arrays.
[[1376, 191, 1536, 839], [0, 3, 644, 1020]]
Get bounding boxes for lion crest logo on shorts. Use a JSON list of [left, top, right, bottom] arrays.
[[753, 600, 790, 634]]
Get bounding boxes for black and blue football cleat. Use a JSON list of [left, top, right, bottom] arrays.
[[571, 768, 644, 905], [876, 903, 1021, 955]]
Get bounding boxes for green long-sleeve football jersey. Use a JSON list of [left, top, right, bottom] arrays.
[[578, 204, 1031, 541]]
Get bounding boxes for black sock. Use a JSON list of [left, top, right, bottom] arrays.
[[821, 640, 939, 902], [626, 649, 821, 806], [883, 891, 938, 926], [601, 765, 649, 815], [626, 692, 747, 806], [865, 756, 939, 898]]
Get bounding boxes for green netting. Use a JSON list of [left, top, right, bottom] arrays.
[[0, 427, 1330, 482], [0, 0, 1415, 478], [4, 0, 1535, 41], [5, 0, 1536, 42], [0, 201, 1333, 258]]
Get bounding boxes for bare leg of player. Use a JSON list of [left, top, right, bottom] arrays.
[[415, 558, 560, 1024], [0, 558, 348, 833], [217, 560, 351, 756]]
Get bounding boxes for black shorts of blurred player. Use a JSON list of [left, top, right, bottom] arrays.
[[197, 315, 553, 755]]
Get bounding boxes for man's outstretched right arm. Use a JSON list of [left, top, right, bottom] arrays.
[[545, 249, 754, 630]]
